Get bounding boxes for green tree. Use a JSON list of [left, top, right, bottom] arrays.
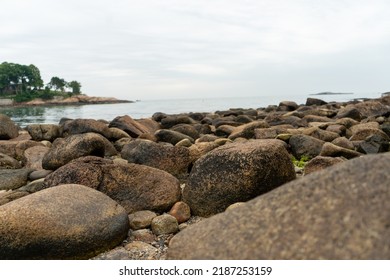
[[48, 76, 66, 92], [67, 80, 82, 95]]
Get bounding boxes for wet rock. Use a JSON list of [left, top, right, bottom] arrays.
[[167, 153, 390, 259], [0, 169, 31, 190], [151, 214, 179, 235], [0, 184, 129, 259], [23, 146, 50, 170], [168, 201, 191, 223], [304, 156, 346, 175], [154, 129, 194, 145], [0, 114, 19, 140], [320, 142, 363, 159], [129, 211, 158, 230], [183, 140, 296, 217], [0, 153, 21, 169], [121, 140, 191, 176], [26, 124, 61, 142], [42, 133, 106, 170], [289, 134, 325, 159], [43, 156, 181, 214]]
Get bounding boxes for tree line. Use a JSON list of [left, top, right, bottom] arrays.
[[0, 62, 82, 101]]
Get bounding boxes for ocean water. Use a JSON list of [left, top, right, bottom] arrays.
[[0, 92, 382, 127]]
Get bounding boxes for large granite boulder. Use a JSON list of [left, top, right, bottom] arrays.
[[121, 140, 191, 176], [43, 156, 181, 214], [168, 153, 390, 259], [183, 140, 296, 217], [0, 184, 129, 259], [42, 133, 106, 170], [0, 114, 19, 140]]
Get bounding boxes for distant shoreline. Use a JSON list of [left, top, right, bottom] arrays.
[[0, 95, 133, 108]]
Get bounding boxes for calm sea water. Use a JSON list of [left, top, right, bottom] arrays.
[[0, 93, 382, 127]]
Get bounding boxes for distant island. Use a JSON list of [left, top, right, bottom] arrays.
[[0, 61, 132, 107], [310, 92, 354, 96]]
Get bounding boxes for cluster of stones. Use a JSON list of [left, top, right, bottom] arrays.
[[0, 95, 390, 259]]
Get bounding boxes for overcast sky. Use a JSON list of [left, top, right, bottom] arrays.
[[1, 0, 390, 100]]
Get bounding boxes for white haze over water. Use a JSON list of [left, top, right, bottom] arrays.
[[1, 0, 390, 101]]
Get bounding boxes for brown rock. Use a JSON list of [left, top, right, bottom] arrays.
[[23, 146, 50, 170], [228, 121, 270, 140], [304, 156, 346, 175], [61, 118, 112, 139], [169, 201, 191, 223], [42, 133, 106, 170], [0, 153, 21, 169], [0, 169, 31, 190], [289, 134, 325, 159], [0, 140, 44, 160], [26, 124, 61, 142], [320, 142, 363, 159], [121, 140, 191, 176], [129, 210, 158, 230], [0, 114, 19, 140], [151, 214, 179, 235], [109, 115, 152, 138], [43, 156, 181, 214], [183, 140, 296, 217], [167, 153, 390, 259], [0, 184, 129, 259]]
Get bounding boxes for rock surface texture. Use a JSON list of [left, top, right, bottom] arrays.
[[183, 140, 296, 217], [167, 153, 390, 259], [0, 184, 129, 259]]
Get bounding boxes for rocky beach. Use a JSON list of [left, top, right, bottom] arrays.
[[1, 95, 390, 260]]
